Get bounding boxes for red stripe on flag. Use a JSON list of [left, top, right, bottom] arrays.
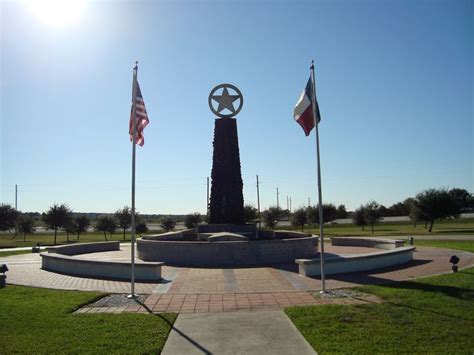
[[296, 105, 314, 137], [129, 82, 149, 147]]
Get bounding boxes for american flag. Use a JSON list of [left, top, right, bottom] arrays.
[[129, 82, 149, 146]]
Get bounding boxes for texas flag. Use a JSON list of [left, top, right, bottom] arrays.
[[293, 77, 321, 136]]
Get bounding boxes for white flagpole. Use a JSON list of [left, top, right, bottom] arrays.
[[128, 61, 138, 299], [310, 60, 326, 293]]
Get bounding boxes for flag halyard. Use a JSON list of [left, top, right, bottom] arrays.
[[129, 82, 149, 146]]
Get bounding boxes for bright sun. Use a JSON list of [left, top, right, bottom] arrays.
[[28, 0, 86, 27]]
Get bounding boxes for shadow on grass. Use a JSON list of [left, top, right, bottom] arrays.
[[379, 280, 474, 322], [380, 279, 474, 300], [434, 229, 474, 234]]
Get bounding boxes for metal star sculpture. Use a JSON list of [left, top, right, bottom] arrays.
[[208, 84, 243, 118]]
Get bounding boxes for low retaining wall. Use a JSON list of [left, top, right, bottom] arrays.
[[331, 237, 404, 250], [144, 229, 195, 241], [296, 246, 415, 277], [47, 241, 120, 255], [138, 236, 318, 267], [41, 253, 163, 281], [42, 241, 162, 281]]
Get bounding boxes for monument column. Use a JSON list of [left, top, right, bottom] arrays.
[[208, 84, 244, 225]]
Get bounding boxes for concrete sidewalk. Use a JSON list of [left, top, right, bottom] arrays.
[[161, 310, 316, 355]]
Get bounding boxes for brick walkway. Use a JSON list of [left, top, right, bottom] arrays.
[[2, 245, 473, 313]]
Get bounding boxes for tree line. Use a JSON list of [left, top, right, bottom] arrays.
[[0, 187, 471, 241], [245, 187, 472, 233], [0, 203, 208, 244], [0, 204, 149, 244]]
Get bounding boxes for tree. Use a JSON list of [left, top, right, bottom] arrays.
[[449, 188, 473, 214], [378, 205, 388, 217], [184, 213, 202, 229], [353, 206, 367, 231], [363, 201, 382, 234], [262, 206, 282, 229], [136, 222, 149, 237], [42, 204, 73, 245], [306, 206, 318, 225], [387, 201, 410, 217], [415, 188, 459, 232], [243, 205, 258, 223], [292, 207, 307, 232], [17, 215, 35, 242], [64, 217, 76, 243], [74, 215, 90, 240], [0, 204, 19, 232], [94, 216, 116, 241], [306, 204, 338, 224], [115, 206, 132, 240], [336, 204, 348, 219], [404, 198, 420, 227], [160, 217, 176, 232]]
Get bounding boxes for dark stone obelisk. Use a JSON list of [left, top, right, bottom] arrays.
[[208, 118, 244, 224]]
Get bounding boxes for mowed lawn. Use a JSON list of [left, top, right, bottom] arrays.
[[299, 217, 474, 236], [286, 267, 474, 354], [0, 231, 158, 249], [1, 218, 473, 249], [413, 239, 474, 253], [0, 286, 176, 354]]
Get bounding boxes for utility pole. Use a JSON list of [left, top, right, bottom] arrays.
[[286, 196, 289, 211], [206, 177, 210, 215], [14, 184, 18, 237], [276, 187, 280, 209], [256, 175, 261, 228], [290, 197, 292, 212], [308, 197, 310, 207]]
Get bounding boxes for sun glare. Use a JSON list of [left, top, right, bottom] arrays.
[[28, 0, 86, 27]]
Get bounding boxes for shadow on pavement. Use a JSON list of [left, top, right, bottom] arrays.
[[137, 300, 212, 355]]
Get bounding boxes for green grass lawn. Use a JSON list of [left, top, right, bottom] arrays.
[[0, 231, 160, 249], [0, 249, 32, 257], [286, 267, 474, 354], [283, 217, 474, 237], [1, 218, 472, 249], [414, 239, 474, 253], [0, 285, 176, 354]]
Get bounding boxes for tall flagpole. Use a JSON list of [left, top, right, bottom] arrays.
[[129, 61, 138, 298], [310, 60, 326, 293]]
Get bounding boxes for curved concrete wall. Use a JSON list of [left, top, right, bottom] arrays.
[[137, 236, 318, 267], [296, 246, 415, 277], [47, 241, 120, 255], [331, 237, 404, 250], [42, 241, 162, 281], [41, 253, 163, 281]]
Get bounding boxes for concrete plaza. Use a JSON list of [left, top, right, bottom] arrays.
[[1, 245, 473, 313]]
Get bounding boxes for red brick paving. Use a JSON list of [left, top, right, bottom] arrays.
[[83, 291, 322, 314]]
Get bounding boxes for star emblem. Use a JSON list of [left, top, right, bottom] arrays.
[[212, 87, 240, 114], [208, 84, 244, 118]]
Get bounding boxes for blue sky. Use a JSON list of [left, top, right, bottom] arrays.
[[1, 0, 472, 214]]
